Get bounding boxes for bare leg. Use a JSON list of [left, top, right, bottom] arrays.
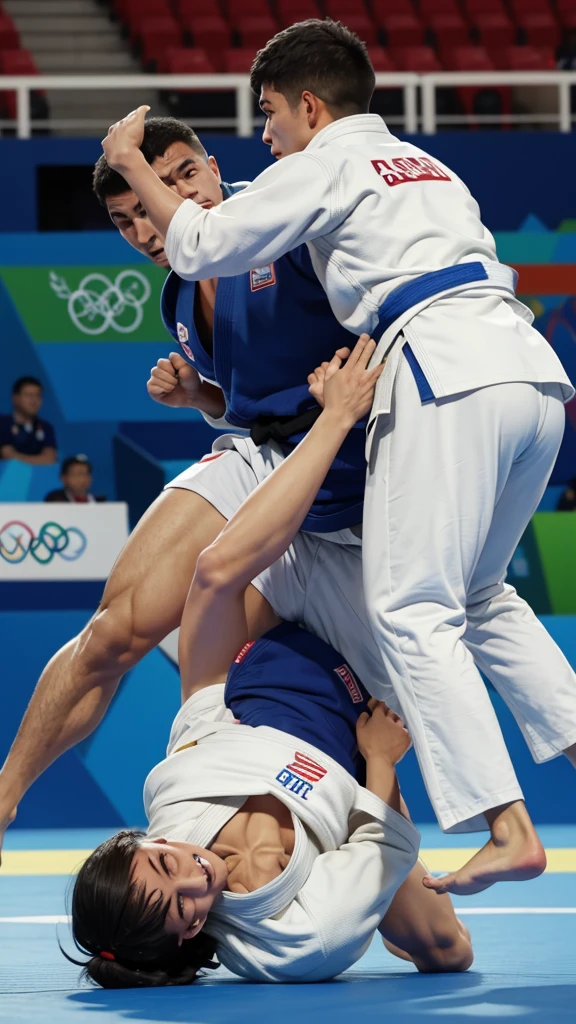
[[423, 800, 546, 896], [379, 859, 473, 973], [0, 489, 228, 847]]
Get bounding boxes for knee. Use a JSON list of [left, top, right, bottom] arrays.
[[413, 923, 474, 974], [76, 591, 149, 673]]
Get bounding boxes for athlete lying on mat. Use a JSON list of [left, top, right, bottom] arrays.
[[66, 339, 472, 987]]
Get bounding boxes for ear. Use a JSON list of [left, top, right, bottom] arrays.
[[301, 90, 324, 130], [150, 837, 168, 846], [207, 155, 221, 182], [177, 918, 205, 945]]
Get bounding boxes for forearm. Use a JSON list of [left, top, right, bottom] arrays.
[[115, 151, 184, 237], [365, 756, 402, 814], [13, 449, 57, 466], [198, 408, 350, 591], [190, 381, 226, 419]]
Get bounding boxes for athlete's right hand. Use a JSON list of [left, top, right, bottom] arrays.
[[356, 699, 412, 765], [147, 352, 202, 407], [308, 335, 383, 427]]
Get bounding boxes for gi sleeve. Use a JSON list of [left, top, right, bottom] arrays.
[[165, 152, 341, 280], [295, 802, 420, 981]]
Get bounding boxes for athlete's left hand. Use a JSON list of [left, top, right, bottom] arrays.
[[314, 335, 384, 427], [102, 105, 150, 171]]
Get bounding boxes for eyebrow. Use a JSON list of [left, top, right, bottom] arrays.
[[159, 157, 195, 184]]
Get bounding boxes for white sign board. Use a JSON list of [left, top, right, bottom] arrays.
[[0, 503, 129, 581]]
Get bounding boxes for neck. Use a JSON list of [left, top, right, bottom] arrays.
[[13, 410, 34, 426]]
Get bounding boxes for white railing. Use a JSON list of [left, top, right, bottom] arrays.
[[0, 71, 574, 137]]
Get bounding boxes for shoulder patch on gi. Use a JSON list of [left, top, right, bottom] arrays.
[[334, 663, 364, 704], [372, 156, 451, 187], [234, 640, 255, 663], [250, 263, 276, 291]]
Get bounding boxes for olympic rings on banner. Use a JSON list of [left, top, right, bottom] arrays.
[[0, 521, 87, 564]]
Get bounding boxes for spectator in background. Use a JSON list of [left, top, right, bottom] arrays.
[[557, 29, 576, 70], [557, 477, 576, 512], [45, 455, 106, 504], [0, 377, 57, 465]]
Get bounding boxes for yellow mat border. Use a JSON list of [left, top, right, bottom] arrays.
[[1, 847, 574, 876]]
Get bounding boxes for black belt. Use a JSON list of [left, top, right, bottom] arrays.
[[250, 406, 322, 446]]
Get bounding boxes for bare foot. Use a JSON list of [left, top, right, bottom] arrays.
[[423, 801, 546, 896]]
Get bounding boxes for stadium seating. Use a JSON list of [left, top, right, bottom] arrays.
[[379, 14, 425, 49], [138, 16, 182, 68], [367, 46, 397, 71], [159, 47, 217, 74], [236, 15, 278, 50], [492, 44, 556, 69], [443, 44, 495, 69], [392, 45, 443, 71], [182, 15, 231, 58], [426, 12, 470, 48], [224, 48, 258, 72], [276, 0, 321, 28]]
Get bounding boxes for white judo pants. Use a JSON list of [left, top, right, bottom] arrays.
[[364, 354, 576, 832]]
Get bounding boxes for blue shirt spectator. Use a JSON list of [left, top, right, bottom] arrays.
[[0, 376, 57, 465]]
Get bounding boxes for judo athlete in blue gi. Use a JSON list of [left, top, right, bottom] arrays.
[[67, 339, 473, 987], [102, 22, 576, 896]]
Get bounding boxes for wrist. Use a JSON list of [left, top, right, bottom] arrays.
[[110, 147, 146, 176], [316, 407, 353, 441]]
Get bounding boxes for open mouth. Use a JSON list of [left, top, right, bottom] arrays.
[[193, 854, 213, 885], [149, 247, 166, 261]]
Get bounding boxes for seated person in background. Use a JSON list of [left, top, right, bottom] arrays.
[[0, 377, 57, 466], [557, 477, 576, 512], [45, 454, 106, 504]]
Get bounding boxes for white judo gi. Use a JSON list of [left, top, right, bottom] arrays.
[[163, 114, 576, 831], [145, 684, 419, 981]]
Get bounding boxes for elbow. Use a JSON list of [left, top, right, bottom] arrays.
[[194, 545, 239, 594]]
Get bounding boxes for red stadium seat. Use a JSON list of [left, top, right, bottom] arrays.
[[474, 13, 516, 48], [236, 15, 278, 49], [517, 12, 561, 49], [418, 0, 460, 14], [391, 45, 443, 70], [463, 0, 507, 14], [380, 14, 424, 48], [509, 0, 554, 11], [176, 0, 223, 14], [0, 49, 40, 119], [116, 0, 171, 23], [442, 44, 494, 69], [138, 16, 182, 66], [367, 46, 397, 71], [224, 48, 257, 71], [0, 48, 38, 73], [491, 44, 556, 69], [372, 0, 415, 15], [182, 15, 231, 56], [426, 13, 470, 48], [557, 0, 576, 28], [276, 0, 321, 27], [227, 0, 272, 19], [159, 47, 217, 74], [323, 9, 378, 45], [0, 14, 20, 50]]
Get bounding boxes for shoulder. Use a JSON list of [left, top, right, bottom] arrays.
[[45, 489, 67, 502]]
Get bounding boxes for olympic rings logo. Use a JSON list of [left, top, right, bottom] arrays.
[[0, 521, 87, 565], [49, 269, 151, 335]]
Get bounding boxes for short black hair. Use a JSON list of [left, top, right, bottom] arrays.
[[61, 454, 92, 476], [250, 19, 375, 114], [12, 376, 42, 395], [93, 117, 207, 206]]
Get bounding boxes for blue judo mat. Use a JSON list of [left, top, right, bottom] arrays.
[[1, 826, 574, 1024]]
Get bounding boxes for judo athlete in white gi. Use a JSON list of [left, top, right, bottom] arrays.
[[67, 339, 472, 987], [102, 19, 576, 896]]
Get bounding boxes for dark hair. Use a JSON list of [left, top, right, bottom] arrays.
[[12, 375, 42, 395], [93, 116, 207, 206], [250, 19, 375, 114], [61, 454, 92, 475], [63, 830, 219, 989]]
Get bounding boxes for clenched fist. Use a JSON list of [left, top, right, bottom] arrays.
[[102, 105, 150, 172], [147, 352, 203, 408]]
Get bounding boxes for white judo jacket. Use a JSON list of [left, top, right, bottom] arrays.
[[165, 114, 573, 419], [144, 684, 420, 982]]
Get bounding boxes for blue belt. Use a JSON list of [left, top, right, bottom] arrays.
[[375, 262, 490, 403]]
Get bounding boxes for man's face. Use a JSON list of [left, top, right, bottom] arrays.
[[150, 142, 223, 207], [260, 85, 313, 159], [105, 191, 170, 267], [62, 463, 92, 497], [13, 385, 42, 419]]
